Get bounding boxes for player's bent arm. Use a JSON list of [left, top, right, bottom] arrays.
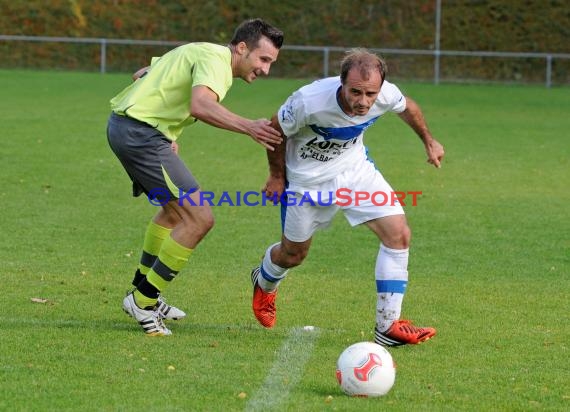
[[190, 86, 282, 150], [132, 66, 150, 81], [397, 97, 434, 143], [263, 114, 287, 197], [398, 97, 445, 168], [267, 115, 286, 179]]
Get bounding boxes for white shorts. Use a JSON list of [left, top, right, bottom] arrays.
[[282, 160, 405, 242]]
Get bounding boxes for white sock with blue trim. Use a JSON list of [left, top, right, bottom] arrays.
[[258, 243, 288, 292], [375, 244, 409, 332]]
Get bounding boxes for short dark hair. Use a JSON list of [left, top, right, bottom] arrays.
[[230, 18, 284, 50], [340, 48, 387, 84]]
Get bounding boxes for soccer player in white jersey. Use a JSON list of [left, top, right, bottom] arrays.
[[250, 48, 445, 346], [107, 19, 283, 336]]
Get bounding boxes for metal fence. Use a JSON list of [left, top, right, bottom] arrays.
[[1, 34, 570, 87]]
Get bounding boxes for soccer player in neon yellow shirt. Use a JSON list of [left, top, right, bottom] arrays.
[[107, 18, 283, 335]]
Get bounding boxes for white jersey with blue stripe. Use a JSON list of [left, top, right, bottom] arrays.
[[277, 76, 407, 186]]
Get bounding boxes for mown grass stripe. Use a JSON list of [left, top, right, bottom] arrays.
[[246, 326, 320, 411]]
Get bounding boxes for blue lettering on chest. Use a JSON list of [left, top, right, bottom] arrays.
[[309, 116, 379, 141]]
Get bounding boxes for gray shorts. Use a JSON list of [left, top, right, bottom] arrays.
[[106, 112, 199, 201]]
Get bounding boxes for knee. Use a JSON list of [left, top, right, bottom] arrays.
[[386, 225, 411, 249]]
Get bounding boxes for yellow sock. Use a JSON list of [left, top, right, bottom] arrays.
[[147, 236, 193, 294], [138, 221, 172, 275]]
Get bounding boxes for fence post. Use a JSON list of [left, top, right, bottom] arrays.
[[434, 49, 441, 85], [434, 0, 442, 85], [546, 55, 552, 88], [100, 38, 107, 74]]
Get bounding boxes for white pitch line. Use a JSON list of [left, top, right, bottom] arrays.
[[245, 326, 321, 412]]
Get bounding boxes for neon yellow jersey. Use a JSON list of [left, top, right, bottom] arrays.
[[110, 42, 232, 141]]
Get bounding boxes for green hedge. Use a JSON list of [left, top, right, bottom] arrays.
[[1, 0, 568, 84]]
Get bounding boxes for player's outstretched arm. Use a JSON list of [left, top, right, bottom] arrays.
[[190, 85, 282, 150], [263, 114, 287, 198], [398, 97, 445, 168]]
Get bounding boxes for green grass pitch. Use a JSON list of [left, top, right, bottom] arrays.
[[0, 69, 568, 411]]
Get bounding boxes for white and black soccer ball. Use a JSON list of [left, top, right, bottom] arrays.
[[336, 341, 396, 397]]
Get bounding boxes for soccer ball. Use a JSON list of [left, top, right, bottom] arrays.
[[336, 341, 396, 397]]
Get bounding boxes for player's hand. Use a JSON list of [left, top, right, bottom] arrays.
[[171, 141, 179, 154], [248, 119, 282, 151], [425, 138, 445, 168], [263, 175, 286, 203]]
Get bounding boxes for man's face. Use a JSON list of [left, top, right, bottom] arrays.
[[236, 37, 280, 83], [338, 67, 382, 116]]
